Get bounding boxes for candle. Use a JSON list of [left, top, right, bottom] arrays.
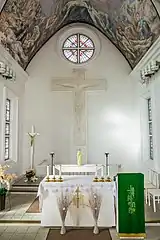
[[59, 165, 62, 177], [107, 163, 110, 177], [101, 165, 104, 178], [47, 165, 49, 177], [95, 164, 98, 177], [53, 165, 55, 176]]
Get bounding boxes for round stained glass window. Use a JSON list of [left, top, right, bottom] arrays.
[[62, 33, 95, 64]]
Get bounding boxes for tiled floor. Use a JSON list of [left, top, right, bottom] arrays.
[[1, 193, 160, 239], [0, 194, 41, 221], [0, 224, 49, 240], [0, 225, 160, 240]]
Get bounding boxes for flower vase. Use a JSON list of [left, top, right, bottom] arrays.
[[60, 222, 66, 235], [93, 221, 99, 234]]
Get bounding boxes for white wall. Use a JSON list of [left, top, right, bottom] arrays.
[[24, 24, 140, 175], [131, 37, 160, 175], [0, 45, 28, 174]]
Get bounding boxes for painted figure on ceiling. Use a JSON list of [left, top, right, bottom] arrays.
[[0, 0, 159, 69]]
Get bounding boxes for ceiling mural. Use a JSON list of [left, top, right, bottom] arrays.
[[0, 0, 160, 69]]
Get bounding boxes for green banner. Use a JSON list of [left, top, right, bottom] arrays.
[[117, 173, 145, 238]]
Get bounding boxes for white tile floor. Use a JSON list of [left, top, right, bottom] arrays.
[[0, 224, 160, 239], [0, 203, 41, 221], [0, 224, 49, 240], [1, 194, 160, 239]]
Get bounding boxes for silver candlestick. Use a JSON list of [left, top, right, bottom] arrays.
[[105, 152, 109, 176], [50, 152, 55, 175]]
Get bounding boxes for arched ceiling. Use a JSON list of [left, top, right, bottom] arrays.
[[0, 0, 160, 69]]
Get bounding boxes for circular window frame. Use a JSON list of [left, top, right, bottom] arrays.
[[62, 33, 95, 64], [56, 24, 101, 67]]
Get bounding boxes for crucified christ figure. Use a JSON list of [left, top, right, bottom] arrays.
[[52, 69, 106, 146]]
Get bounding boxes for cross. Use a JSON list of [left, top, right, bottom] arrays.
[[51, 68, 106, 162], [27, 125, 40, 170]]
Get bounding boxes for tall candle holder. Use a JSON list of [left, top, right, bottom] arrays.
[[105, 152, 109, 176], [50, 152, 55, 175]]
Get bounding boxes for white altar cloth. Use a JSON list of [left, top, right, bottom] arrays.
[[38, 176, 116, 227]]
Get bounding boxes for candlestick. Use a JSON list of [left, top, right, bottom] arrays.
[[105, 153, 109, 176], [50, 152, 55, 175]]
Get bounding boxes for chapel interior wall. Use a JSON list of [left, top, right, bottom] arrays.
[[23, 24, 140, 174], [0, 45, 28, 174]]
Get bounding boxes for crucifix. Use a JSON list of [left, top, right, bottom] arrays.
[[51, 68, 107, 163], [27, 125, 40, 170]]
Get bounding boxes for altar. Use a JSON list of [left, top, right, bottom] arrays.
[[38, 175, 116, 227]]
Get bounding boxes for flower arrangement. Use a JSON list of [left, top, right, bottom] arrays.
[[25, 169, 37, 182], [0, 164, 17, 192]]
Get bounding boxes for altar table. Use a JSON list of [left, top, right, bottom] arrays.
[[38, 176, 116, 227]]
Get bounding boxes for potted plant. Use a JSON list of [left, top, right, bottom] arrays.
[[0, 164, 16, 210]]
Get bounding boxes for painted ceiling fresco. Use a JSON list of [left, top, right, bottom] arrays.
[[0, 0, 160, 69]]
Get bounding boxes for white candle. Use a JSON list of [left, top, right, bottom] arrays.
[[47, 165, 50, 177], [95, 164, 98, 177], [53, 165, 55, 176], [101, 165, 104, 178], [59, 165, 62, 177], [107, 164, 110, 177]]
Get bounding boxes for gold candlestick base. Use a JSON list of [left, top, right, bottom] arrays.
[[57, 176, 63, 182], [99, 177, 105, 182], [45, 176, 50, 182], [50, 176, 57, 182], [105, 177, 112, 182], [93, 177, 99, 182]]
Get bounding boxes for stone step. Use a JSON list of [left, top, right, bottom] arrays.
[[12, 185, 38, 189], [10, 188, 37, 193]]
